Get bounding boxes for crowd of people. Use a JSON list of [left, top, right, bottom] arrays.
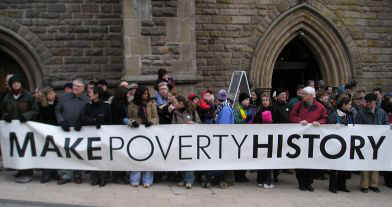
[[1, 69, 392, 194]]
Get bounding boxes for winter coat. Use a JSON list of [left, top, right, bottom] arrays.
[[172, 109, 201, 124], [39, 100, 58, 125], [111, 98, 128, 125], [272, 100, 290, 123], [355, 107, 389, 125], [328, 108, 357, 125], [289, 100, 328, 124], [80, 101, 112, 126], [254, 106, 274, 124], [215, 101, 234, 124], [55, 93, 89, 126], [234, 103, 255, 124], [1, 90, 38, 121], [128, 101, 159, 125]]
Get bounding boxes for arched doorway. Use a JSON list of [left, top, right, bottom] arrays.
[[272, 36, 321, 96], [251, 4, 353, 90], [0, 24, 45, 91], [0, 50, 29, 91]]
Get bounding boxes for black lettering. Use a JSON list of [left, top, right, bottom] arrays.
[[155, 135, 175, 160], [40, 135, 62, 157], [87, 137, 102, 160], [320, 134, 346, 159], [287, 134, 301, 159], [179, 135, 192, 160], [303, 134, 320, 158], [10, 132, 37, 157], [109, 137, 124, 161], [213, 135, 228, 159], [350, 135, 365, 160], [197, 135, 211, 159], [64, 138, 83, 160], [368, 136, 385, 160], [253, 134, 273, 158], [127, 135, 154, 161], [277, 134, 283, 158], [232, 134, 247, 159]]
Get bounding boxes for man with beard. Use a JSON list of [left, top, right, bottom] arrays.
[[1, 75, 38, 183]]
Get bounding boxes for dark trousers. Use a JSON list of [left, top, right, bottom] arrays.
[[257, 170, 272, 185], [296, 169, 314, 188], [329, 170, 349, 191], [384, 172, 392, 187], [90, 171, 107, 184]]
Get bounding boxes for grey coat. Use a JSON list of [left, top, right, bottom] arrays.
[[55, 93, 89, 126]]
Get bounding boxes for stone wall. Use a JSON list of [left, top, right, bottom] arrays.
[[0, 0, 123, 88], [123, 0, 199, 94], [195, 0, 392, 93]]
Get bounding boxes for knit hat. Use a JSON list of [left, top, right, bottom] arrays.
[[276, 89, 286, 96], [8, 74, 24, 88], [64, 82, 73, 90], [216, 89, 228, 101], [97, 80, 108, 86], [188, 93, 198, 102], [238, 92, 250, 103], [302, 86, 316, 98]]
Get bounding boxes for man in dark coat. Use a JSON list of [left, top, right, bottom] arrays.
[[1, 74, 38, 183], [55, 79, 89, 185]]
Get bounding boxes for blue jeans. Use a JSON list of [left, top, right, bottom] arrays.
[[130, 171, 154, 185], [183, 171, 195, 185]]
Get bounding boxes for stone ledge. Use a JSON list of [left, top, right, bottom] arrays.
[[49, 74, 201, 90], [123, 74, 202, 85]]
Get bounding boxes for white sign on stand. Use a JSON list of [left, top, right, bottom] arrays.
[[227, 71, 251, 103]]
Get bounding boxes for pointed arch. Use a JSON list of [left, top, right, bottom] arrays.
[[250, 4, 353, 88]]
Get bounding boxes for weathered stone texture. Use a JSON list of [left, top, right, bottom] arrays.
[[0, 0, 123, 87]]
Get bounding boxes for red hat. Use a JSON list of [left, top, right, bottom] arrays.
[[188, 93, 198, 101]]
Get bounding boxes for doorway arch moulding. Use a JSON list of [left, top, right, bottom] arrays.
[[250, 2, 360, 88]]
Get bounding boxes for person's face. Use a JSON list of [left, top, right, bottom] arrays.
[[342, 101, 352, 112], [321, 95, 329, 104], [47, 91, 56, 102], [64, 87, 73, 93], [159, 86, 169, 98], [367, 100, 377, 109], [309, 81, 315, 87], [88, 90, 99, 102], [175, 100, 185, 110], [120, 81, 128, 88], [277, 92, 287, 102], [374, 91, 382, 100], [327, 87, 333, 94], [128, 88, 136, 97], [251, 92, 257, 101], [98, 84, 107, 91], [302, 93, 313, 102], [193, 97, 200, 105], [142, 90, 149, 101], [88, 84, 95, 92], [297, 89, 304, 97], [203, 92, 213, 103], [241, 98, 250, 108], [12, 81, 22, 91], [353, 98, 361, 106], [72, 82, 85, 96], [262, 97, 270, 107]]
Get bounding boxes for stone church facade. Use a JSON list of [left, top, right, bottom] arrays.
[[0, 0, 391, 93]]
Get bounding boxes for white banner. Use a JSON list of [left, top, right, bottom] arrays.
[[0, 121, 391, 171]]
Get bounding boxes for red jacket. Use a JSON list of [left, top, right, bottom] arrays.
[[289, 100, 328, 124]]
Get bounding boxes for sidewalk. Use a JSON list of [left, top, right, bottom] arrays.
[[0, 170, 391, 207]]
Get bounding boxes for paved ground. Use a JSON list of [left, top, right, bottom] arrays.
[[0, 169, 391, 207]]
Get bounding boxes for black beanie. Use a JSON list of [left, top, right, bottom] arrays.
[[8, 74, 24, 88], [239, 92, 250, 103]]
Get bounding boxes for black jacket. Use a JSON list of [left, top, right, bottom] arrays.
[[111, 98, 128, 124], [80, 101, 112, 126], [39, 100, 58, 125], [272, 101, 290, 123]]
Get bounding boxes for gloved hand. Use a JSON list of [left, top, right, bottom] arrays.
[[96, 124, 101, 129], [60, 121, 70, 132], [144, 121, 153, 128], [74, 124, 82, 132], [128, 120, 139, 128], [4, 114, 12, 123], [19, 114, 27, 123]]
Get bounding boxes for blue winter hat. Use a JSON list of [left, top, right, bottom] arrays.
[[216, 89, 228, 101]]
